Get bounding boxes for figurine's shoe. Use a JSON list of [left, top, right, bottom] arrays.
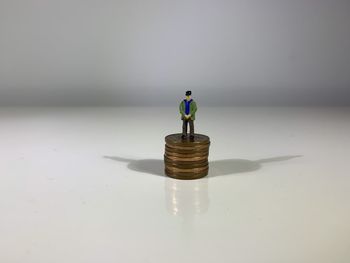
[[181, 134, 187, 139], [189, 135, 195, 141]]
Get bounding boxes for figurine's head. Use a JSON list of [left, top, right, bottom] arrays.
[[185, 90, 192, 101]]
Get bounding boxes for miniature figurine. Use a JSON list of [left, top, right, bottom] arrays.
[[179, 91, 197, 139], [165, 91, 210, 179]]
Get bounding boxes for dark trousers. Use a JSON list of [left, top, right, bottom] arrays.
[[182, 119, 194, 136]]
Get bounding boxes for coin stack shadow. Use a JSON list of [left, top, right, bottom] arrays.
[[164, 134, 210, 180]]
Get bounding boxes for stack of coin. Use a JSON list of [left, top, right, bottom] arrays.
[[164, 134, 210, 180]]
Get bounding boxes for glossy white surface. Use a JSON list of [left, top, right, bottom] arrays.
[[0, 107, 349, 263]]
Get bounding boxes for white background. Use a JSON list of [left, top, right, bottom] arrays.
[[1, 0, 350, 106], [1, 1, 349, 262]]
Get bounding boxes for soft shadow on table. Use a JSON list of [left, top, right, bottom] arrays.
[[104, 157, 165, 177], [103, 155, 302, 177]]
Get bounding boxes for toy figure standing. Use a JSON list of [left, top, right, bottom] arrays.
[[165, 91, 209, 179], [179, 91, 197, 139]]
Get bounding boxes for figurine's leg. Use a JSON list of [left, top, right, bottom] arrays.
[[189, 120, 194, 138], [182, 119, 187, 137]]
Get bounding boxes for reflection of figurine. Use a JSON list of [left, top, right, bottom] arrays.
[[179, 91, 197, 139]]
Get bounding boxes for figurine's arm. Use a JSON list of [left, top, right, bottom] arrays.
[[179, 101, 185, 117], [190, 101, 197, 116]]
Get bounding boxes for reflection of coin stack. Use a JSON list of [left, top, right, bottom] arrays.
[[165, 178, 209, 216], [164, 134, 210, 180]]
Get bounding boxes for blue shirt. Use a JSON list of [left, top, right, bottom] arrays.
[[184, 99, 192, 115]]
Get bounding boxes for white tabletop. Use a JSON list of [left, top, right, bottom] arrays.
[[0, 107, 349, 263]]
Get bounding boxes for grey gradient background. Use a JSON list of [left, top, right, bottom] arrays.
[[0, 0, 349, 106]]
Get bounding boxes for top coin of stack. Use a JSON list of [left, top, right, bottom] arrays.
[[164, 134, 210, 180]]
